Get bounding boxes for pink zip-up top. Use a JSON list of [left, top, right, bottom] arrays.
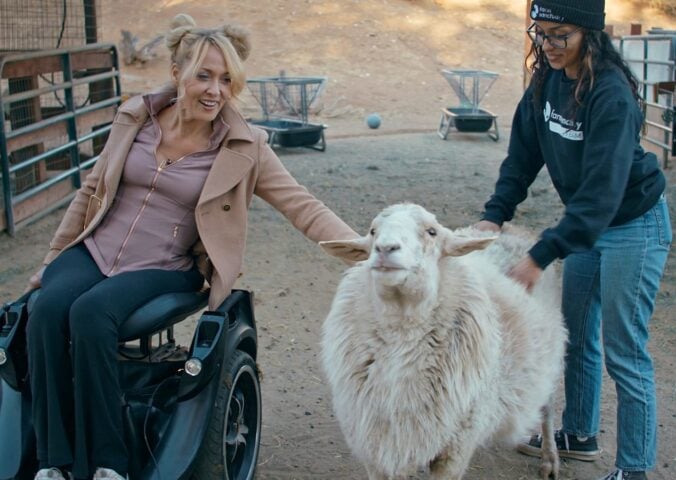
[[84, 90, 228, 276]]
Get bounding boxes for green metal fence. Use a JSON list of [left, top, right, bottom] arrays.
[[0, 43, 121, 235]]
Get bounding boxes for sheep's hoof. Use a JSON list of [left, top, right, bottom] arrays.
[[539, 460, 560, 480]]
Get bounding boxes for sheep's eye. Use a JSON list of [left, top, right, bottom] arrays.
[[370, 228, 376, 235], [426, 227, 437, 237]]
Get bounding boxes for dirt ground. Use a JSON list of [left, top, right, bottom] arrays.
[[1, 1, 675, 479]]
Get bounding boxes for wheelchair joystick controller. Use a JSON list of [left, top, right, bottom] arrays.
[[0, 304, 12, 364], [1, 303, 17, 338], [0, 301, 30, 389]]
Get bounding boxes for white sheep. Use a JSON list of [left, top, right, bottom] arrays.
[[320, 203, 567, 480]]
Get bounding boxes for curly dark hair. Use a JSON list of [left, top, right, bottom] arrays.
[[527, 29, 640, 112]]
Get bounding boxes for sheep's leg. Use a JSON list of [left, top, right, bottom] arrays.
[[539, 402, 560, 479], [364, 463, 389, 480], [429, 444, 472, 480]]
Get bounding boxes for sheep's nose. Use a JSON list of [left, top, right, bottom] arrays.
[[375, 243, 401, 254]]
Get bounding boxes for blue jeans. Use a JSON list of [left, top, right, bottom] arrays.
[[560, 195, 672, 472]]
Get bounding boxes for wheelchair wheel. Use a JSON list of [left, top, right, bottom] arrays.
[[192, 350, 261, 480]]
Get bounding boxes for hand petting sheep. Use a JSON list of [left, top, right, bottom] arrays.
[[320, 203, 567, 480]]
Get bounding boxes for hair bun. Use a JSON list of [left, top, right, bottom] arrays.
[[222, 24, 251, 61], [166, 14, 197, 54], [170, 13, 196, 30]]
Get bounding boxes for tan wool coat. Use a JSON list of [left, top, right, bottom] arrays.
[[43, 87, 358, 310]]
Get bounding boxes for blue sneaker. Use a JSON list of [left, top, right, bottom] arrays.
[[517, 430, 600, 461], [598, 470, 647, 480]]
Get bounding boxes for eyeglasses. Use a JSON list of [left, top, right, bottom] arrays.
[[527, 24, 582, 49]]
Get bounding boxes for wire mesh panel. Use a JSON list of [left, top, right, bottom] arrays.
[[0, 0, 102, 52], [246, 76, 328, 151], [440, 69, 499, 112], [247, 76, 326, 124]]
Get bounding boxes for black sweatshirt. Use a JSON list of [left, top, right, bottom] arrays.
[[482, 66, 666, 269]]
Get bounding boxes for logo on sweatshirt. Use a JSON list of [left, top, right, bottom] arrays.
[[544, 101, 583, 141], [543, 102, 552, 121]]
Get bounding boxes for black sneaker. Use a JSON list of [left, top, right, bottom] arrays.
[[598, 470, 647, 480], [517, 430, 600, 461]]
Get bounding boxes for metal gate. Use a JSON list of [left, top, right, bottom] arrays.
[[0, 43, 121, 235], [618, 32, 675, 168]]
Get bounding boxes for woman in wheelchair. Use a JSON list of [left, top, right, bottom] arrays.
[[23, 13, 357, 480]]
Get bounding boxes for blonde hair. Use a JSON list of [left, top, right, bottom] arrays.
[[165, 13, 251, 98]]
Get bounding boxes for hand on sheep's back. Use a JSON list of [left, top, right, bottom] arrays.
[[473, 220, 501, 233], [472, 220, 543, 291], [508, 255, 543, 292]]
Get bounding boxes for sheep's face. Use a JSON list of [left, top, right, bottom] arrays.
[[321, 203, 497, 289], [366, 204, 442, 287]]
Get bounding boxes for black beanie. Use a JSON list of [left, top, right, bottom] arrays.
[[530, 0, 605, 31]]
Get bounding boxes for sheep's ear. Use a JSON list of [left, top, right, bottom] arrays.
[[441, 232, 497, 257], [320, 237, 371, 262]]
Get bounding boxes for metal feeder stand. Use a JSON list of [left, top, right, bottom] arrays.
[[247, 76, 327, 151], [438, 69, 500, 142]]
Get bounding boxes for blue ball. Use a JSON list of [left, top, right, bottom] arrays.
[[366, 113, 381, 129]]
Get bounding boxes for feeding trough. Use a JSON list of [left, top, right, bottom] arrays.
[[247, 76, 327, 151], [438, 69, 500, 142]]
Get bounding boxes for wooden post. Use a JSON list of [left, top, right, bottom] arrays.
[[83, 0, 98, 44], [630, 23, 642, 35], [664, 105, 676, 160], [524, 0, 533, 90], [604, 24, 615, 38]]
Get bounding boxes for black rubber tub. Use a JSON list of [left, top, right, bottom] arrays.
[[446, 107, 496, 132], [249, 119, 325, 148]]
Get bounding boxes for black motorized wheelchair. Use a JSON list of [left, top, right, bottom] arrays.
[[0, 287, 261, 480]]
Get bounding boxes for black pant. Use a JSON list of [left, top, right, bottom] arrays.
[[27, 244, 203, 479]]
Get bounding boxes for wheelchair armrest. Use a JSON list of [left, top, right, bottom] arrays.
[[213, 289, 248, 314]]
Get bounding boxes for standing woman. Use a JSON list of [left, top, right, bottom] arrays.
[[25, 13, 358, 480], [475, 1, 671, 479]]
